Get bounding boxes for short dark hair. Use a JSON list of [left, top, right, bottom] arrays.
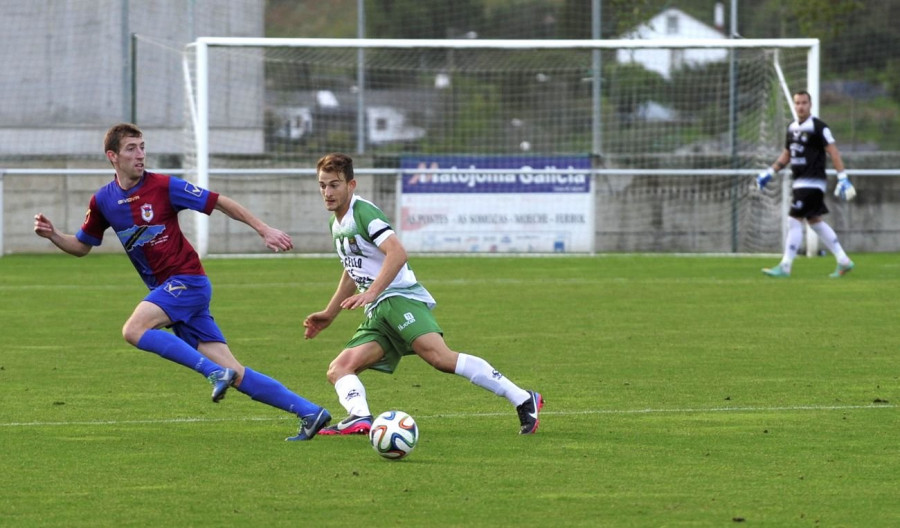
[[793, 90, 812, 103], [316, 152, 355, 181], [104, 123, 143, 155]]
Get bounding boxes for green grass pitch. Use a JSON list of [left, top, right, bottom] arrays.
[[1, 253, 898, 526]]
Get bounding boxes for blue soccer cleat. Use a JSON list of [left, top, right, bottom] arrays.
[[286, 408, 332, 441], [208, 368, 236, 403]]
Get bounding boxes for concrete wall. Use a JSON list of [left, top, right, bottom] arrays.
[[8, 169, 899, 255]]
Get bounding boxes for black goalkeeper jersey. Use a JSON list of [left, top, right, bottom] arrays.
[[785, 116, 834, 184]]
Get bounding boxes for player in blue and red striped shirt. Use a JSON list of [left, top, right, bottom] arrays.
[[34, 123, 331, 441]]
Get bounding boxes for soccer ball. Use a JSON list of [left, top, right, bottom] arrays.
[[369, 410, 419, 460]]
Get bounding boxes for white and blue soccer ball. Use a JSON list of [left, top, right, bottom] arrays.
[[369, 410, 419, 460]]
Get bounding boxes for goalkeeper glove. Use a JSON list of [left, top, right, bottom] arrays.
[[835, 172, 856, 201], [756, 168, 774, 190]]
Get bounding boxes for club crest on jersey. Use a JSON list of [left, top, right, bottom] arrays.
[[348, 236, 361, 255], [140, 204, 154, 222], [184, 183, 203, 197]]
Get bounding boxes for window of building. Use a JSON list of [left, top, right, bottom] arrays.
[[666, 14, 678, 34]]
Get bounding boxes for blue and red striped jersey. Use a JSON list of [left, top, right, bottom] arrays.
[[76, 171, 219, 290]]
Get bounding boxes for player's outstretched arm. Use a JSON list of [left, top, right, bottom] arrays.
[[33, 213, 92, 257], [303, 311, 335, 340], [214, 195, 294, 252], [303, 311, 332, 339], [304, 271, 357, 339]]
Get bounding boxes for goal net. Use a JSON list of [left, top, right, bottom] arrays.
[[180, 37, 818, 255]]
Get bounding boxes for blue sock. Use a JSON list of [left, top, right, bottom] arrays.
[[136, 329, 220, 378], [237, 367, 321, 417]]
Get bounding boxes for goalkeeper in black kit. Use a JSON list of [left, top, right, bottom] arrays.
[[755, 90, 855, 278]]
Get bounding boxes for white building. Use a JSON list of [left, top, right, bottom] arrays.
[[270, 90, 426, 146], [616, 7, 728, 80]]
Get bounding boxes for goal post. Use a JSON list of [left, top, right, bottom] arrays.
[[182, 37, 819, 256]]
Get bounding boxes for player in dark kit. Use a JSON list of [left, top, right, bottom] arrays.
[[33, 123, 331, 441], [756, 90, 856, 278]]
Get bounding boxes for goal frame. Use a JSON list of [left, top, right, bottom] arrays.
[[185, 37, 820, 257]]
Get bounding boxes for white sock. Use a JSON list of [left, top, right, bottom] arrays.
[[781, 217, 804, 271], [333, 374, 371, 417], [810, 221, 851, 265], [454, 353, 530, 406]]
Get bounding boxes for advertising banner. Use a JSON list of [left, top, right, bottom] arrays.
[[398, 155, 593, 253]]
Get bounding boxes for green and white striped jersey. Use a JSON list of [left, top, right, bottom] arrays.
[[330, 195, 436, 313]]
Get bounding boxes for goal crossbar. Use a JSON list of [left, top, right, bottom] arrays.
[[193, 37, 819, 51]]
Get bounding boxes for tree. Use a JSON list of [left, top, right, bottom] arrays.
[[366, 0, 485, 39]]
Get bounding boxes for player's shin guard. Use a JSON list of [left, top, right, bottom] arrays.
[[454, 353, 529, 405], [783, 217, 804, 267], [136, 329, 220, 378], [236, 367, 320, 417], [334, 374, 371, 417], [810, 221, 850, 262]]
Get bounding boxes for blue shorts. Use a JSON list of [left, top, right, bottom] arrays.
[[144, 274, 226, 349]]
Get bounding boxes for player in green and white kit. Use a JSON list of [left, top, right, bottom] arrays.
[[304, 153, 543, 436]]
